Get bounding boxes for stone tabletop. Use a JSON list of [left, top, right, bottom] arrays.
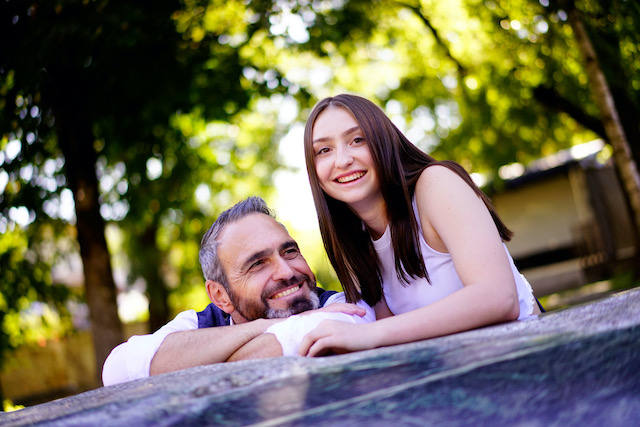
[[3, 287, 640, 426]]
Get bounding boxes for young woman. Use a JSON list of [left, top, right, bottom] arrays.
[[298, 94, 541, 357]]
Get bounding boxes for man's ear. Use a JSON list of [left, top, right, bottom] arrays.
[[206, 280, 235, 315]]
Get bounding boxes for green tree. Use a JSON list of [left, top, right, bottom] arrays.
[[0, 0, 293, 380], [243, 0, 639, 285], [279, 0, 638, 234], [0, 223, 74, 404], [2, 0, 638, 399], [556, 0, 640, 252]]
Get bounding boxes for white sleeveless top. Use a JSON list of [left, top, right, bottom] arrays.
[[371, 199, 535, 320]]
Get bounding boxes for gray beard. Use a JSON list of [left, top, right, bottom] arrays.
[[265, 291, 320, 319]]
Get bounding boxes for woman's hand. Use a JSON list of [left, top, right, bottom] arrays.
[[297, 320, 379, 357], [304, 302, 367, 317]]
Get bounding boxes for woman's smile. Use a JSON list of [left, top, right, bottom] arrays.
[[335, 171, 366, 184]]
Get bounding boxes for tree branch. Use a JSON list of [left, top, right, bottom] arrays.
[[397, 1, 467, 78], [533, 85, 606, 138]]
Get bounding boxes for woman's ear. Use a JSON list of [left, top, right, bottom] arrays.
[[206, 280, 235, 315]]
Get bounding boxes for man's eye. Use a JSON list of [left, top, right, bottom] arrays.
[[283, 248, 299, 258], [249, 260, 264, 270]]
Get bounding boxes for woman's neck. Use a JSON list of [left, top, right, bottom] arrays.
[[350, 198, 388, 240]]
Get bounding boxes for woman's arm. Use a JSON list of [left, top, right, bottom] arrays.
[[298, 166, 520, 356], [412, 165, 520, 324]]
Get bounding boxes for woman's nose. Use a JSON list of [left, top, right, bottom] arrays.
[[335, 147, 354, 169]]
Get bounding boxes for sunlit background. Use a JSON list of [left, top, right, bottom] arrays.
[[1, 0, 638, 410]]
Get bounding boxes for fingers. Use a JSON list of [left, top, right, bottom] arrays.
[[298, 320, 349, 357], [298, 320, 333, 356], [299, 321, 376, 357], [299, 334, 333, 357], [307, 339, 333, 357], [317, 303, 366, 317], [297, 330, 315, 356]]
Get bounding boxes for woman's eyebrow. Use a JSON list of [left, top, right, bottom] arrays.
[[313, 126, 361, 144]]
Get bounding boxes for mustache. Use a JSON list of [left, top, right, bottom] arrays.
[[266, 291, 320, 319]]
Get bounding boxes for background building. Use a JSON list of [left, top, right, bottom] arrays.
[[490, 140, 637, 302]]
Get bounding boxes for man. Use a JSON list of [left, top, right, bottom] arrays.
[[102, 197, 373, 386]]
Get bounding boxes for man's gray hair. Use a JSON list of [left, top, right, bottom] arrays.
[[199, 196, 275, 291]]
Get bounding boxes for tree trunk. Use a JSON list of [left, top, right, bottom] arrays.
[[141, 225, 170, 333], [55, 104, 123, 384], [564, 1, 640, 256], [147, 276, 170, 334]]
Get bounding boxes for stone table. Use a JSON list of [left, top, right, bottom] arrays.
[[3, 288, 640, 426]]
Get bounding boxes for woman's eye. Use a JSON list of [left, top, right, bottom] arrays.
[[316, 147, 330, 155], [353, 137, 365, 144]]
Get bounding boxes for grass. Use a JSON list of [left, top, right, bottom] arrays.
[[540, 271, 640, 311]]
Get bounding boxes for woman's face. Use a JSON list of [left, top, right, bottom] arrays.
[[310, 107, 380, 209]]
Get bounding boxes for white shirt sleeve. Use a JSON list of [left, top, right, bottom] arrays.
[[264, 292, 376, 356], [102, 309, 199, 386]]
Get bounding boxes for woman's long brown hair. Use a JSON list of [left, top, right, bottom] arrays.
[[304, 94, 512, 306]]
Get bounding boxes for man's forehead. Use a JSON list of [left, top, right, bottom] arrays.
[[218, 213, 291, 259]]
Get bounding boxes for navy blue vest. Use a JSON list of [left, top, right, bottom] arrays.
[[196, 288, 338, 328]]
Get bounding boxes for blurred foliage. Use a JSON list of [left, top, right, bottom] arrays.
[[0, 0, 304, 370], [608, 270, 640, 293], [3, 399, 25, 412], [0, 224, 74, 367], [249, 0, 639, 289], [272, 0, 638, 175], [0, 0, 638, 388]]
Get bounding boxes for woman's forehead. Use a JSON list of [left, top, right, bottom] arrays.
[[312, 107, 359, 139]]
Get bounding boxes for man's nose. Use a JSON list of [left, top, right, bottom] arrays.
[[272, 256, 296, 281]]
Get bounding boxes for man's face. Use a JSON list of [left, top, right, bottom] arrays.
[[217, 213, 318, 322]]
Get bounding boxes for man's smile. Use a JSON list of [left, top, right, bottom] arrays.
[[269, 283, 303, 300]]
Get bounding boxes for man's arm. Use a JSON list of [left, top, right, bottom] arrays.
[[102, 309, 283, 386], [150, 318, 281, 375], [103, 309, 199, 386], [226, 333, 284, 362]]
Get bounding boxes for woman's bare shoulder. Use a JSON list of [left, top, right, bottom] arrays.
[[416, 164, 473, 197]]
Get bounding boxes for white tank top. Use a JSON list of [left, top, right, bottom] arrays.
[[371, 199, 535, 320]]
